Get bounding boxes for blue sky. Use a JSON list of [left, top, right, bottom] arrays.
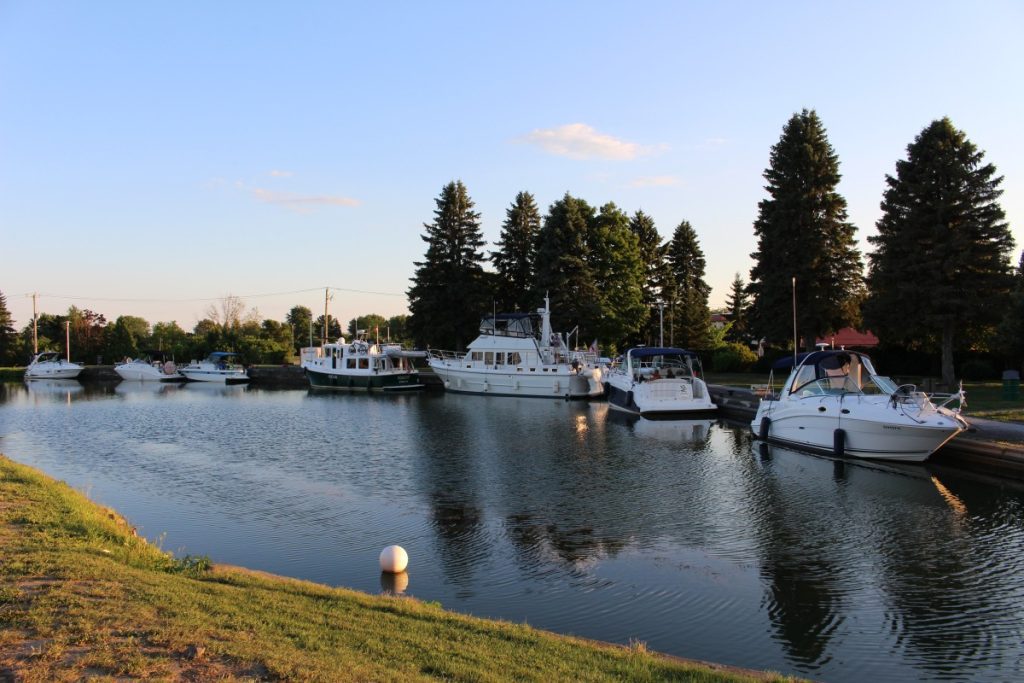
[[2, 1, 1021, 333]]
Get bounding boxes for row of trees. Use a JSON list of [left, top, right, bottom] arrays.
[[0, 292, 410, 368], [407, 112, 1016, 385]]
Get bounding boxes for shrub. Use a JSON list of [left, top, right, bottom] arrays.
[[712, 342, 758, 373], [959, 358, 998, 381]]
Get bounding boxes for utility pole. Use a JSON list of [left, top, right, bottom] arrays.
[[29, 292, 38, 354], [792, 276, 798, 362], [657, 301, 665, 347], [64, 320, 70, 362], [323, 287, 334, 345]]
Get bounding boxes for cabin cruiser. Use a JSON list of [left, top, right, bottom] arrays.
[[114, 351, 185, 382], [179, 352, 249, 384], [604, 347, 716, 417], [427, 295, 604, 399], [301, 336, 425, 391], [24, 351, 83, 380], [751, 350, 966, 462]]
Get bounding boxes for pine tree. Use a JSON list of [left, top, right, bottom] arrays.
[[407, 180, 488, 350], [996, 250, 1024, 370], [748, 109, 864, 351], [724, 273, 749, 342], [0, 290, 17, 365], [589, 202, 646, 351], [866, 118, 1015, 385], [490, 191, 540, 311], [666, 220, 712, 349], [534, 193, 602, 335], [628, 210, 664, 346]]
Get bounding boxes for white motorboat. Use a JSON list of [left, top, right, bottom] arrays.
[[301, 336, 425, 391], [751, 350, 967, 462], [179, 352, 249, 384], [427, 295, 604, 399], [604, 347, 716, 417], [114, 351, 185, 382], [24, 351, 83, 380]]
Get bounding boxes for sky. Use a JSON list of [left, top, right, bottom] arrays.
[[2, 1, 1022, 334]]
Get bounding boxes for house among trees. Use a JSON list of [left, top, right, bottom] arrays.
[[816, 328, 880, 349]]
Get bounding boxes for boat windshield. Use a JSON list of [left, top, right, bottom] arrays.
[[629, 352, 694, 380], [480, 314, 534, 338]]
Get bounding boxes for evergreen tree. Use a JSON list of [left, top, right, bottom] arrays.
[[748, 109, 864, 351], [490, 191, 540, 311], [666, 220, 712, 349], [997, 251, 1024, 370], [589, 202, 646, 352], [724, 273, 750, 343], [628, 210, 664, 346], [534, 193, 601, 336], [407, 180, 488, 350], [0, 290, 16, 365], [866, 118, 1015, 385]]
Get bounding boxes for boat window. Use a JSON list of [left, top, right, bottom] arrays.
[[495, 353, 505, 365], [485, 352, 494, 365], [358, 358, 369, 369], [346, 359, 356, 369], [507, 352, 521, 366], [471, 351, 483, 362]]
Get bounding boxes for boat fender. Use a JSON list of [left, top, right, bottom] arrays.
[[834, 428, 845, 458], [758, 417, 771, 440]]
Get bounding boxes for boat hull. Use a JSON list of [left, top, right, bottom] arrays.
[[752, 400, 963, 462], [114, 364, 184, 382], [429, 363, 599, 399], [179, 369, 249, 384], [306, 368, 423, 391], [605, 377, 717, 417], [25, 362, 83, 380]]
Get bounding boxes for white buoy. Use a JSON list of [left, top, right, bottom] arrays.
[[379, 545, 408, 573]]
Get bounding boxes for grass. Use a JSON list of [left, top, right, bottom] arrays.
[[0, 454, 795, 682], [704, 373, 1024, 424]]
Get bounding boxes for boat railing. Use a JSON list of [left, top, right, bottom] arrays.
[[426, 349, 465, 363]]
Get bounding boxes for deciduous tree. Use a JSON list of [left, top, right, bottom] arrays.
[[865, 118, 1015, 385]]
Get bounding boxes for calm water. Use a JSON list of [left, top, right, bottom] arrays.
[[2, 380, 1024, 681]]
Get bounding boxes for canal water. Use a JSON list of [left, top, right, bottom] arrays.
[[1, 380, 1023, 682]]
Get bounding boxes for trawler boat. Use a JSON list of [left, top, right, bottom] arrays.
[[751, 350, 966, 462], [426, 296, 604, 399], [604, 347, 716, 417], [179, 352, 249, 384], [114, 351, 185, 382], [24, 351, 83, 380], [300, 336, 425, 391]]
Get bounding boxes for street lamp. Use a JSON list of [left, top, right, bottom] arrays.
[[656, 301, 665, 347]]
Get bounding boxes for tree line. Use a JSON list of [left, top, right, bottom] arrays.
[[0, 293, 411, 368], [407, 111, 1017, 386]]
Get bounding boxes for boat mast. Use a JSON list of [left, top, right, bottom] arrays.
[[539, 293, 553, 350], [791, 276, 797, 363], [65, 321, 70, 362]]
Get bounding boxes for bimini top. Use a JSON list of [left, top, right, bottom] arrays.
[[772, 350, 868, 371], [627, 347, 699, 359], [207, 351, 239, 358]]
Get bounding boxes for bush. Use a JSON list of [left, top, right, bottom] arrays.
[[959, 358, 998, 381], [712, 342, 758, 373]]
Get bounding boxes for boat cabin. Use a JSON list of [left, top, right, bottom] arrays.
[[621, 347, 700, 381], [773, 351, 899, 397]]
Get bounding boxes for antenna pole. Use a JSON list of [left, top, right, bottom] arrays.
[[30, 292, 38, 354], [65, 320, 70, 362], [792, 276, 797, 362]]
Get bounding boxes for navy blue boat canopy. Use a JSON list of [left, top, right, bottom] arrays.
[[627, 347, 698, 359], [208, 351, 239, 358], [772, 350, 867, 370]]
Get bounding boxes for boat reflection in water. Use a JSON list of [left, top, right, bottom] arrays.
[[23, 378, 85, 404], [603, 406, 714, 446]]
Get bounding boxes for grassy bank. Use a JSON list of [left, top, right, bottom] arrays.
[[0, 367, 23, 382], [0, 455, 792, 682]]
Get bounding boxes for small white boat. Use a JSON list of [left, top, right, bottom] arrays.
[[114, 351, 185, 382], [300, 336, 425, 391], [426, 295, 604, 399], [179, 352, 249, 384], [604, 347, 716, 417], [751, 350, 967, 462], [24, 351, 83, 380]]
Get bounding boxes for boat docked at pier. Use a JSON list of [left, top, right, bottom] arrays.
[[426, 296, 604, 399], [300, 336, 425, 391], [179, 352, 249, 384], [751, 350, 966, 462], [604, 347, 716, 417], [114, 351, 185, 382], [24, 351, 83, 380]]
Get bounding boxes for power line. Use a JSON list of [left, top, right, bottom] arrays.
[[23, 285, 405, 303]]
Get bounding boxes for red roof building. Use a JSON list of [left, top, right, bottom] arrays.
[[816, 327, 880, 349]]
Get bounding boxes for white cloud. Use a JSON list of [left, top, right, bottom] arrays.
[[517, 123, 652, 160], [629, 175, 682, 188], [248, 186, 361, 212]]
